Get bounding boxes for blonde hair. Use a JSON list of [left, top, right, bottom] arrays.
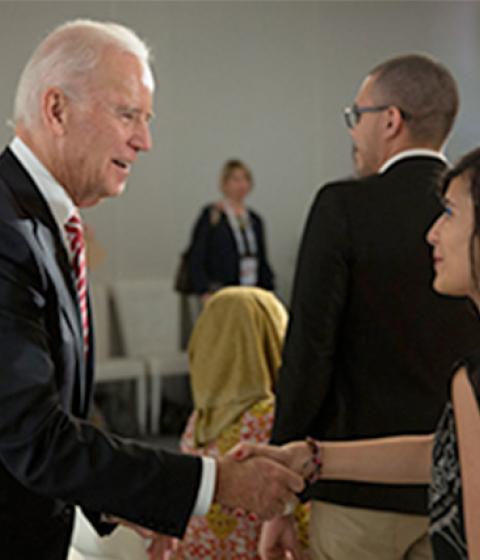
[[219, 159, 254, 193], [14, 19, 152, 127]]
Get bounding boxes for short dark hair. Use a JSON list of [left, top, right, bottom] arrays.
[[442, 147, 480, 288], [370, 54, 459, 146]]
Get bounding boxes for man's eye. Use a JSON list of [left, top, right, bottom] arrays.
[[444, 206, 453, 217], [119, 110, 134, 121]]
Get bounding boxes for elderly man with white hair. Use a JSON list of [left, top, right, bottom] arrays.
[[0, 19, 304, 560]]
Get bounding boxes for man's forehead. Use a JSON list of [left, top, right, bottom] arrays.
[[92, 49, 154, 93], [141, 62, 155, 93], [355, 75, 375, 102]]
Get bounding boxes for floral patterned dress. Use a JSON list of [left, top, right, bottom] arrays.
[[174, 399, 309, 559]]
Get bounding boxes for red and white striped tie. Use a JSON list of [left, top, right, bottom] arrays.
[[65, 211, 89, 356]]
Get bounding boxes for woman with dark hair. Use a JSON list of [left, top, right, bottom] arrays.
[[188, 160, 275, 304], [235, 148, 480, 560]]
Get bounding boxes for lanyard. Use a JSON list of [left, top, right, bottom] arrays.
[[223, 200, 258, 257]]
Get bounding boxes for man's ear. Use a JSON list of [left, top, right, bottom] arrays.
[[41, 87, 69, 136], [383, 106, 404, 140]]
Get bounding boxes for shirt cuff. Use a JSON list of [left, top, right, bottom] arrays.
[[191, 457, 217, 516]]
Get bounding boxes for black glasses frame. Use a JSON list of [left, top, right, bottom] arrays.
[[343, 104, 411, 129]]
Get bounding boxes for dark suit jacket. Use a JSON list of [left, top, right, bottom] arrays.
[[272, 156, 480, 515], [0, 148, 202, 544], [188, 204, 275, 294]]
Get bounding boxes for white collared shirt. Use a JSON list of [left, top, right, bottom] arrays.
[[379, 148, 448, 175], [10, 136, 77, 260], [8, 136, 216, 517]]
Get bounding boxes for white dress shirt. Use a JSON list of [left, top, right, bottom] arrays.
[[9, 136, 216, 516], [10, 136, 76, 259], [379, 148, 448, 175]]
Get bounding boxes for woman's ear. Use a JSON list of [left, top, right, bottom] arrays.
[[41, 87, 69, 136]]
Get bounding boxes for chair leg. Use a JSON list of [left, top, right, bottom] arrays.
[[136, 375, 147, 435], [151, 376, 162, 435]]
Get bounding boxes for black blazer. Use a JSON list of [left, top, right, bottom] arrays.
[[0, 148, 202, 545], [188, 204, 275, 294], [272, 156, 480, 515]]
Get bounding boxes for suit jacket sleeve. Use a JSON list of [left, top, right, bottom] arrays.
[[0, 221, 202, 538], [272, 184, 350, 444]]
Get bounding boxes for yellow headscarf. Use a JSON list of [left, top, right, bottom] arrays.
[[188, 287, 288, 447]]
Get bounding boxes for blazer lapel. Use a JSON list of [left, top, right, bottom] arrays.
[[0, 148, 88, 411]]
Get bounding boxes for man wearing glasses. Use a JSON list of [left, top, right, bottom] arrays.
[[260, 54, 480, 559]]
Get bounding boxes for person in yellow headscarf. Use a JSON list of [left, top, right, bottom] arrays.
[[173, 286, 309, 560]]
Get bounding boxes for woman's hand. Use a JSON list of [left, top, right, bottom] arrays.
[[146, 534, 179, 560], [228, 441, 315, 480], [259, 515, 307, 560]]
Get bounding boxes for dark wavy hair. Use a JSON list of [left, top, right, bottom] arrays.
[[441, 147, 480, 288]]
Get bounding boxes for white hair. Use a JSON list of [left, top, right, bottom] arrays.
[[14, 19, 153, 127]]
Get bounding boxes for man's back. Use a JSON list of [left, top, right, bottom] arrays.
[[272, 155, 480, 514]]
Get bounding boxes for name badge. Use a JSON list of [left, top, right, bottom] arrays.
[[239, 257, 258, 286]]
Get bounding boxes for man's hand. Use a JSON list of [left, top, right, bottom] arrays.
[[229, 441, 314, 479], [259, 516, 306, 560], [215, 454, 304, 520]]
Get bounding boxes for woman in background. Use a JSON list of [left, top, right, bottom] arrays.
[[175, 287, 308, 559], [188, 160, 275, 304]]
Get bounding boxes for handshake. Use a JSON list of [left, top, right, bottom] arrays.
[[215, 439, 320, 519], [116, 441, 320, 560]]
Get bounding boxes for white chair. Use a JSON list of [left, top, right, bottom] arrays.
[[91, 284, 148, 434], [69, 507, 148, 560], [111, 278, 188, 434]]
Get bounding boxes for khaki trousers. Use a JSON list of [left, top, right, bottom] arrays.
[[309, 501, 432, 560]]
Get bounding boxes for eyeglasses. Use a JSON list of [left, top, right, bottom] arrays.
[[343, 104, 411, 129]]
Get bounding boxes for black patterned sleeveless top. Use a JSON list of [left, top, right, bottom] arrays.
[[429, 353, 480, 559]]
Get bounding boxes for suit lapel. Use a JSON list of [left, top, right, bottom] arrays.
[[0, 148, 89, 412]]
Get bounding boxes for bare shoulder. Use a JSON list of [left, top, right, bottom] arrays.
[[452, 365, 480, 461], [452, 367, 480, 558], [452, 367, 479, 415]]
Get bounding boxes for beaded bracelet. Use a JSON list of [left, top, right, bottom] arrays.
[[305, 437, 323, 484]]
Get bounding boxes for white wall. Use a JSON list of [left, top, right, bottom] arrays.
[[0, 1, 479, 302]]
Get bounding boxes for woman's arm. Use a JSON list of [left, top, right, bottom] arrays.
[[253, 214, 275, 290], [188, 207, 212, 295], [318, 434, 433, 484], [452, 367, 480, 560], [231, 433, 433, 485]]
